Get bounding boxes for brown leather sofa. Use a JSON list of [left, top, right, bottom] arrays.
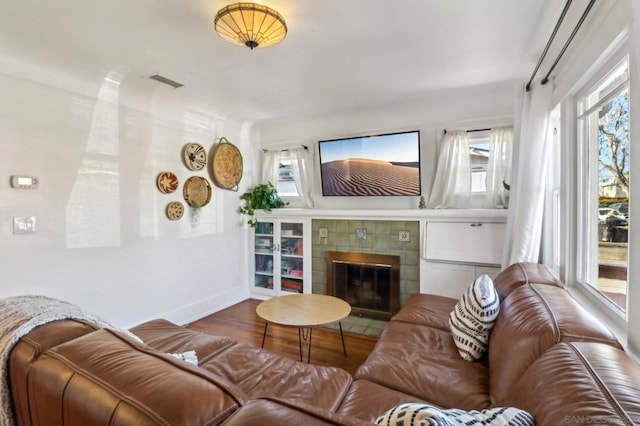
[[8, 263, 640, 425]]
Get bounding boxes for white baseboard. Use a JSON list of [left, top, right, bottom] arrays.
[[126, 288, 248, 328]]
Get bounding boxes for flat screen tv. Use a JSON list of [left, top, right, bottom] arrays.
[[318, 130, 421, 196]]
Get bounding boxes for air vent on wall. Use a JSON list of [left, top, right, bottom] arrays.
[[148, 74, 184, 88]]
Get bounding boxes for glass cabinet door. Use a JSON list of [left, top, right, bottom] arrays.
[[280, 222, 304, 293], [254, 221, 274, 290]]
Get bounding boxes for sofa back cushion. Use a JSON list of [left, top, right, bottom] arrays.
[[492, 262, 563, 301], [9, 320, 99, 425], [25, 329, 245, 425], [489, 284, 621, 404], [504, 342, 640, 424]]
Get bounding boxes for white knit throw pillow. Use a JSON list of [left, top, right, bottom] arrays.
[[376, 403, 534, 426], [449, 274, 500, 361]]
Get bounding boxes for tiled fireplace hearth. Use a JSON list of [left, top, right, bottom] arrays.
[[312, 219, 420, 308]]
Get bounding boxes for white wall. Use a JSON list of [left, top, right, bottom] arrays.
[[257, 80, 517, 210], [0, 69, 258, 328]]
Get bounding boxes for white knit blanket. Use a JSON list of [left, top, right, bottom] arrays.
[[0, 295, 135, 426]]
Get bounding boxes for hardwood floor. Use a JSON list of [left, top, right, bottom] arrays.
[[186, 299, 378, 375]]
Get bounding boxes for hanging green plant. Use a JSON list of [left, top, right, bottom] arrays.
[[239, 182, 288, 227]]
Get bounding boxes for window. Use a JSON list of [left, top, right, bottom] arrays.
[[263, 147, 314, 207], [429, 127, 511, 208], [468, 133, 490, 193], [276, 151, 299, 197], [576, 55, 629, 313]]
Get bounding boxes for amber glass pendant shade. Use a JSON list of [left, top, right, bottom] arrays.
[[214, 2, 287, 49]]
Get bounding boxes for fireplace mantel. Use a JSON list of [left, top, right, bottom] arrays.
[[256, 208, 507, 222]]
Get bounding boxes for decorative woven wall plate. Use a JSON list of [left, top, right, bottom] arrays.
[[183, 142, 207, 171], [183, 176, 212, 208], [166, 201, 184, 220], [210, 137, 243, 191], [157, 171, 179, 194]]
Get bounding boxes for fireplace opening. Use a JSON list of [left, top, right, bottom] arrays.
[[325, 251, 400, 320]]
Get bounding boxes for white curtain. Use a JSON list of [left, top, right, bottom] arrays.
[[502, 83, 552, 267], [484, 127, 513, 208], [261, 150, 281, 185], [427, 130, 471, 208], [288, 147, 315, 208]]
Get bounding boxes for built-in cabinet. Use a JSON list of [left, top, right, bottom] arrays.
[[250, 216, 311, 298], [420, 262, 501, 299], [421, 221, 506, 298], [423, 222, 505, 265], [246, 209, 507, 301]]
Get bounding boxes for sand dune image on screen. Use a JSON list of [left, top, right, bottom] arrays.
[[321, 158, 420, 196]]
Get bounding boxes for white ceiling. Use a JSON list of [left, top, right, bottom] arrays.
[[0, 0, 579, 124]]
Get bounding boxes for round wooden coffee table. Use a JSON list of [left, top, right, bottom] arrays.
[[256, 294, 351, 363]]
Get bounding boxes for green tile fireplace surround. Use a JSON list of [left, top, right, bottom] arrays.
[[311, 219, 420, 307]]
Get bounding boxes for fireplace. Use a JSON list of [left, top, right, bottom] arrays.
[[325, 251, 400, 320]]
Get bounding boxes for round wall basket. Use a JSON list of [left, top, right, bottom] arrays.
[[183, 142, 207, 171], [183, 176, 212, 208], [156, 171, 179, 194], [210, 137, 243, 192], [166, 201, 184, 220]]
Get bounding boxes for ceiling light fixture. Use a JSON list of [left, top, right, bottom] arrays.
[[214, 2, 287, 50]]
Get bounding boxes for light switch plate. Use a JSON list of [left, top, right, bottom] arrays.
[[398, 230, 411, 242], [13, 216, 36, 234], [318, 227, 328, 238]]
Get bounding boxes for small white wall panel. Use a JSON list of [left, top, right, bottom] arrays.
[[420, 261, 476, 299], [424, 222, 505, 265]]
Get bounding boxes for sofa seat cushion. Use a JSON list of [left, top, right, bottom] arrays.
[[391, 293, 457, 330], [505, 342, 640, 425], [27, 329, 244, 425], [355, 321, 490, 410], [223, 398, 371, 426], [489, 284, 622, 404], [337, 379, 431, 424], [200, 342, 352, 412], [130, 319, 236, 364]]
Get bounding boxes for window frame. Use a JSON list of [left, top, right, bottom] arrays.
[[573, 46, 630, 319]]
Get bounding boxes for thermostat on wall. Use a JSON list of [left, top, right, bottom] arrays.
[[10, 175, 39, 189]]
